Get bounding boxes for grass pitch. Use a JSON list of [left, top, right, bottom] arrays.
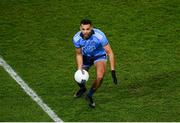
[[0, 0, 180, 121]]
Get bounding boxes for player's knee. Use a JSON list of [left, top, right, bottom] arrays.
[[96, 75, 104, 82]]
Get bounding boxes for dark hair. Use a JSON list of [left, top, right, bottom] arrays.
[[80, 19, 92, 25]]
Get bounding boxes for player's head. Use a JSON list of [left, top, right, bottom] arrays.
[[80, 19, 93, 39]]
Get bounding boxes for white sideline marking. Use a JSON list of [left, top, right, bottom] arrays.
[[0, 56, 63, 122]]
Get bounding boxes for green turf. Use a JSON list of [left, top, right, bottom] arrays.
[[0, 0, 180, 121], [0, 67, 52, 121]]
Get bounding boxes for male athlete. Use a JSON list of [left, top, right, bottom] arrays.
[[72, 19, 117, 108]]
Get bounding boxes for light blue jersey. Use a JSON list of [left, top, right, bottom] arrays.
[[73, 28, 108, 57]]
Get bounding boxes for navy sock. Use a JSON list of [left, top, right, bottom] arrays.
[[88, 87, 95, 97]]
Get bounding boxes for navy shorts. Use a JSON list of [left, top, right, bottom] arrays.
[[83, 54, 107, 68]]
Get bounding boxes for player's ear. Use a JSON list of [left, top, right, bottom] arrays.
[[90, 25, 93, 30]]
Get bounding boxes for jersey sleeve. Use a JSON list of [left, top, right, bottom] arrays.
[[73, 32, 81, 48], [101, 33, 109, 47], [73, 39, 80, 48], [94, 29, 109, 47]]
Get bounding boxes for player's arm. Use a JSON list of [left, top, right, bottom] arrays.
[[75, 48, 83, 70], [104, 44, 117, 84], [104, 44, 115, 70]]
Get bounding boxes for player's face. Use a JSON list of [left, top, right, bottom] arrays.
[[80, 24, 92, 39]]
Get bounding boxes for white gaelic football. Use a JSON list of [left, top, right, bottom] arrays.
[[74, 69, 89, 83]]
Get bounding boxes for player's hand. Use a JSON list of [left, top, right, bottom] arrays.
[[111, 70, 117, 84], [80, 69, 85, 74], [80, 69, 86, 83]]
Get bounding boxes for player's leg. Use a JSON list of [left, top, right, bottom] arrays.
[[93, 61, 106, 90], [86, 60, 106, 108]]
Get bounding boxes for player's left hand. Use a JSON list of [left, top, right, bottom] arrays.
[[111, 70, 117, 84], [80, 69, 85, 74]]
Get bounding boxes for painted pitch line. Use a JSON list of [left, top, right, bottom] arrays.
[[0, 56, 63, 122]]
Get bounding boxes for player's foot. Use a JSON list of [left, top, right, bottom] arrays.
[[86, 95, 95, 108], [74, 88, 86, 98]]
